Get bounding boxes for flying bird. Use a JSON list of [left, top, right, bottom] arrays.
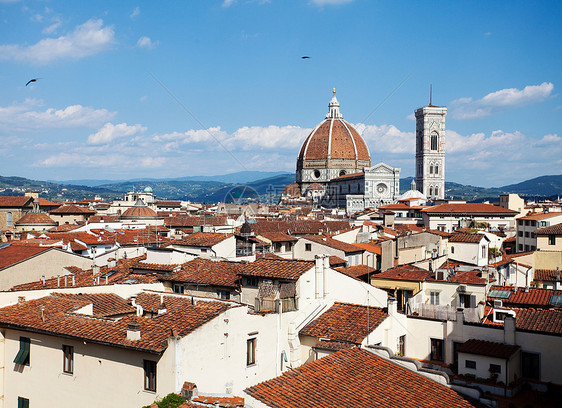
[[25, 78, 41, 86], [301, 56, 310, 59]]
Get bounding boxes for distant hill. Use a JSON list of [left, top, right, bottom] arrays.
[[1, 173, 560, 203], [500, 175, 562, 197], [51, 171, 291, 187]]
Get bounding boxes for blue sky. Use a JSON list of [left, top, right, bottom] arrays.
[[0, 0, 560, 187]]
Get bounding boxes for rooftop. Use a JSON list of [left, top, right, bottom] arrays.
[[245, 347, 477, 408], [240, 258, 314, 281], [300, 302, 388, 344], [0, 292, 232, 353], [458, 339, 520, 359]]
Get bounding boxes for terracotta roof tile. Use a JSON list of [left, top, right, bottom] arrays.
[[328, 255, 347, 267], [535, 223, 562, 235], [0, 243, 52, 270], [256, 232, 297, 243], [0, 292, 231, 353], [534, 269, 561, 282], [449, 233, 487, 243], [482, 306, 562, 335], [241, 258, 314, 281], [0, 196, 33, 208], [300, 302, 387, 344], [167, 232, 233, 247], [50, 204, 96, 215], [372, 264, 431, 282], [245, 347, 478, 408], [422, 203, 518, 215], [458, 339, 520, 359], [164, 258, 245, 288], [353, 242, 381, 255], [334, 264, 376, 279], [14, 213, 57, 226], [488, 285, 562, 308]]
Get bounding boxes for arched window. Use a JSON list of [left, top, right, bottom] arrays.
[[430, 165, 434, 174], [429, 187, 433, 196], [435, 186, 439, 196], [435, 164, 439, 174], [431, 131, 438, 151], [7, 212, 12, 227], [339, 170, 346, 176]]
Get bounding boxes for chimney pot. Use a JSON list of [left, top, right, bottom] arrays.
[[127, 321, 141, 341]]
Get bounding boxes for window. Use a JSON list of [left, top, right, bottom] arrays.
[[518, 244, 523, 251], [489, 363, 501, 374], [451, 246, 454, 254], [18, 397, 29, 408], [531, 221, 536, 227], [7, 212, 13, 227], [430, 338, 444, 361], [459, 294, 473, 308], [201, 248, 208, 253], [172, 284, 184, 294], [482, 246, 486, 258], [14, 337, 30, 366], [435, 165, 439, 174], [430, 165, 434, 174], [429, 187, 433, 196], [522, 352, 540, 380], [143, 360, 157, 391], [435, 187, 439, 196], [305, 243, 312, 252], [397, 335, 405, 356], [518, 231, 523, 237], [247, 338, 256, 366], [465, 360, 476, 369], [430, 291, 440, 305], [524, 231, 529, 238], [217, 290, 230, 300], [549, 235, 556, 245], [62, 345, 73, 374], [430, 132, 438, 151], [525, 220, 530, 226]]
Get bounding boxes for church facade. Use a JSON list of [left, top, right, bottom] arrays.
[[283, 90, 445, 213]]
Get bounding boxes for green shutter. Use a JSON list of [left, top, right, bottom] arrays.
[[14, 337, 30, 365], [18, 397, 29, 408]]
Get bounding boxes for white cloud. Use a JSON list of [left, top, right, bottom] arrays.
[[130, 7, 140, 19], [154, 125, 310, 151], [0, 19, 114, 64], [42, 21, 61, 34], [450, 82, 554, 119], [355, 123, 414, 154], [222, 0, 237, 7], [137, 36, 158, 49], [533, 134, 561, 147], [87, 122, 147, 145], [0, 99, 115, 131], [446, 129, 524, 153]]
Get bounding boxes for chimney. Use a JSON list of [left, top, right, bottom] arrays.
[[456, 308, 464, 323], [18, 296, 25, 305], [322, 254, 330, 298], [504, 316, 516, 345], [40, 306, 45, 322], [181, 382, 198, 401], [315, 255, 322, 299], [158, 301, 167, 315], [41, 275, 46, 285], [72, 275, 75, 286], [127, 321, 141, 341], [557, 267, 560, 282], [387, 297, 397, 317]]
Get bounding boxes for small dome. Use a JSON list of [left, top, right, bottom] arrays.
[[306, 183, 325, 192], [282, 183, 302, 198], [144, 186, 153, 193], [121, 205, 157, 219]]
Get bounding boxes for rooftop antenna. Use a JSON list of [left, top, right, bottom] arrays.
[[429, 84, 433, 106]]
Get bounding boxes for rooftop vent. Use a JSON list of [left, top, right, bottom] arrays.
[[127, 321, 141, 341]]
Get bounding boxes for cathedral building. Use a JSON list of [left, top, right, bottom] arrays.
[[283, 90, 446, 213]]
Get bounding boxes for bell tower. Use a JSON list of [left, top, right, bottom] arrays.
[[415, 96, 447, 200]]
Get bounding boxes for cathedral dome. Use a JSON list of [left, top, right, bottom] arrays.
[[297, 91, 370, 164]]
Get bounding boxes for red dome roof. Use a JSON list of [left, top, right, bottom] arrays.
[[121, 205, 157, 218], [298, 118, 370, 162]]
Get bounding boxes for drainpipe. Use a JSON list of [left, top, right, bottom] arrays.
[[315, 255, 322, 299], [323, 254, 330, 299]]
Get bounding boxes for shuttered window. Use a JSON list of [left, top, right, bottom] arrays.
[[14, 337, 30, 365]]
